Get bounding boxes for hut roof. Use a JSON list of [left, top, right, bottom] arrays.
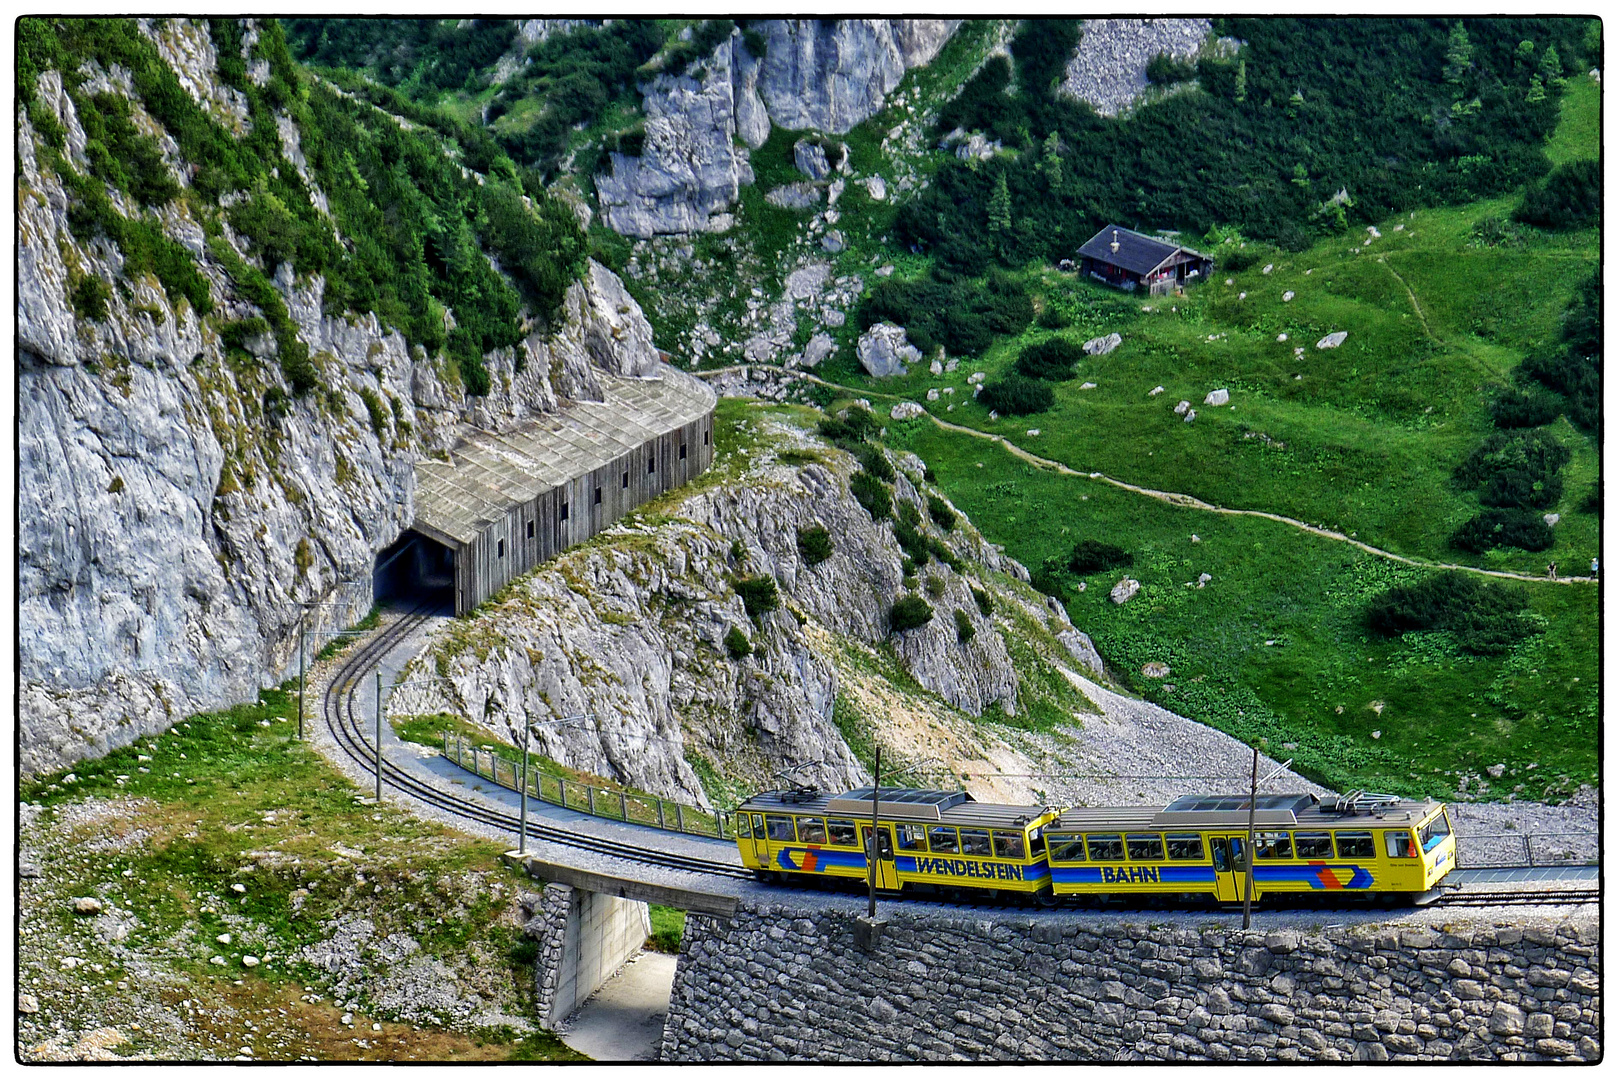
[[412, 366, 716, 546], [1078, 225, 1205, 276]]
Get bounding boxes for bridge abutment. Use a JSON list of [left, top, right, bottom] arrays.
[[525, 882, 652, 1030]]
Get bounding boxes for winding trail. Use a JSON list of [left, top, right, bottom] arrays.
[[699, 364, 1596, 588]]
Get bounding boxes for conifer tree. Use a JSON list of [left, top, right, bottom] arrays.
[[1234, 58, 1247, 102], [1444, 22, 1474, 88], [987, 171, 1012, 255]]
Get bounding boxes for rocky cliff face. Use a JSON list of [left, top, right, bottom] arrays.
[[391, 409, 1105, 808], [1058, 18, 1216, 117], [595, 36, 766, 238], [17, 22, 665, 776], [595, 19, 959, 238]]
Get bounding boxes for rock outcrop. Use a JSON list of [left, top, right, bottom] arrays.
[[857, 322, 922, 377], [597, 19, 959, 237], [17, 30, 668, 775], [391, 425, 1093, 807], [595, 36, 766, 238], [757, 19, 960, 134]]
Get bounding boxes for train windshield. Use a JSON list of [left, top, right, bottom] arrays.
[[1419, 811, 1452, 852]]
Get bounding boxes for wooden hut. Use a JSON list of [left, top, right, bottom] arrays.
[[1077, 225, 1213, 296]]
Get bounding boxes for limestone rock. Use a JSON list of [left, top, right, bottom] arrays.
[[1204, 388, 1230, 406], [820, 230, 847, 254], [765, 182, 822, 210], [1083, 332, 1122, 356], [1057, 629, 1105, 677], [929, 359, 944, 376], [1544, 513, 1560, 527], [1282, 290, 1295, 302], [794, 138, 832, 179], [858, 323, 921, 378], [73, 897, 103, 916], [1317, 331, 1348, 349], [874, 263, 895, 277], [861, 176, 887, 201], [757, 20, 960, 133], [18, 993, 39, 1015], [1149, 386, 1165, 396], [800, 333, 837, 369], [890, 402, 925, 421], [1109, 579, 1140, 605], [1183, 409, 1197, 423]]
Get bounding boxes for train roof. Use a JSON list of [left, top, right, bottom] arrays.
[[1053, 792, 1444, 831], [739, 787, 1051, 828]]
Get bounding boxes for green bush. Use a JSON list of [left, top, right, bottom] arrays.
[[889, 595, 935, 634], [954, 608, 976, 643], [1580, 482, 1600, 516], [818, 404, 881, 445], [1453, 429, 1571, 510], [856, 271, 1031, 357], [723, 625, 752, 660], [796, 525, 833, 566], [1513, 158, 1601, 230], [893, 519, 930, 568], [924, 575, 947, 599], [1489, 387, 1563, 428], [735, 576, 779, 620], [855, 445, 895, 483], [1013, 337, 1084, 381], [1029, 568, 1070, 605], [971, 585, 993, 617], [1519, 271, 1600, 434], [1364, 571, 1539, 655], [1450, 508, 1555, 553], [926, 494, 956, 531], [1067, 539, 1133, 574], [979, 374, 1055, 416], [228, 183, 303, 270], [359, 387, 389, 437], [1146, 52, 1198, 85], [70, 275, 111, 322], [850, 471, 892, 521]]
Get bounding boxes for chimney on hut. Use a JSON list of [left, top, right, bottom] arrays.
[[1109, 230, 1120, 254]]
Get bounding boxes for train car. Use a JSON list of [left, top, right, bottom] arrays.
[[1043, 792, 1458, 903], [734, 786, 1064, 900]]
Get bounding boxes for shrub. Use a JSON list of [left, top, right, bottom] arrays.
[[972, 585, 994, 617], [1489, 387, 1563, 428], [1450, 509, 1555, 553], [796, 525, 833, 566], [1146, 52, 1198, 85], [925, 575, 947, 599], [1013, 337, 1084, 381], [1580, 483, 1600, 516], [70, 275, 111, 322], [1035, 305, 1071, 329], [1067, 539, 1133, 574], [849, 471, 891, 521], [735, 575, 779, 619], [856, 445, 895, 483], [927, 494, 956, 531], [1518, 271, 1600, 434], [954, 608, 976, 644], [358, 387, 388, 437], [1453, 429, 1571, 509], [896, 501, 922, 529], [1028, 566, 1070, 605], [723, 625, 751, 659], [889, 595, 935, 634], [979, 374, 1055, 416], [819, 404, 881, 445], [1513, 159, 1601, 231], [1364, 571, 1538, 654], [893, 519, 930, 568], [927, 537, 963, 572]]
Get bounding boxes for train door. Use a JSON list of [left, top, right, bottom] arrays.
[[748, 813, 770, 870], [1211, 835, 1249, 902], [861, 824, 898, 889]]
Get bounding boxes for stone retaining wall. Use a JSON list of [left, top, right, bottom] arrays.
[[661, 899, 1600, 1061]]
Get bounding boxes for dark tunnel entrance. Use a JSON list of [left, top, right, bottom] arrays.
[[374, 529, 455, 614]]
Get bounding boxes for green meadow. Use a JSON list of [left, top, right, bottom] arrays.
[[860, 76, 1601, 801]]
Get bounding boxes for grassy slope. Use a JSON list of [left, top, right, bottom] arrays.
[[879, 76, 1601, 801], [21, 689, 582, 1061]]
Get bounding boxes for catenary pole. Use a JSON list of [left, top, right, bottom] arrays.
[[375, 672, 383, 802], [1243, 745, 1258, 930], [519, 725, 530, 855], [868, 746, 881, 921], [296, 612, 306, 740]]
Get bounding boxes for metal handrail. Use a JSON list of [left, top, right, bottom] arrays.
[[442, 733, 731, 841]]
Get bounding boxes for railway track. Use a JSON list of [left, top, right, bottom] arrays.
[[1431, 888, 1599, 908], [320, 606, 752, 882], [321, 608, 1597, 911]]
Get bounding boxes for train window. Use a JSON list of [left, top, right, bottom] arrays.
[[765, 815, 796, 842], [735, 813, 751, 839], [1384, 831, 1417, 859], [1419, 813, 1451, 852], [751, 814, 765, 838], [1294, 832, 1333, 859], [1047, 834, 1086, 863], [1334, 831, 1375, 859], [959, 829, 992, 857], [1085, 835, 1125, 861], [1165, 834, 1204, 860], [896, 823, 928, 851], [826, 819, 859, 847], [1126, 834, 1165, 862], [1254, 832, 1293, 860], [993, 831, 1026, 860], [799, 817, 827, 844], [928, 826, 960, 854]]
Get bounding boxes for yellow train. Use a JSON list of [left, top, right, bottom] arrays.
[[733, 787, 1458, 905]]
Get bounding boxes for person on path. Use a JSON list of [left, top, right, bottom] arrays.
[[1547, 562, 1557, 580], [1593, 557, 1600, 578]]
